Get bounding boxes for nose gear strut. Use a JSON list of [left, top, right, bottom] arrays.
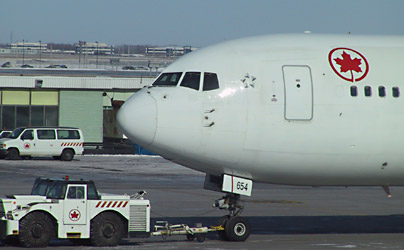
[[214, 193, 244, 216]]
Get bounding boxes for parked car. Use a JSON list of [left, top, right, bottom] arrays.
[[134, 66, 149, 71], [1, 62, 11, 68], [0, 127, 84, 160], [0, 130, 11, 138], [20, 64, 34, 68], [46, 64, 68, 68], [122, 65, 135, 70]]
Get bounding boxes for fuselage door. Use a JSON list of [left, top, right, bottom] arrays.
[[282, 65, 313, 120]]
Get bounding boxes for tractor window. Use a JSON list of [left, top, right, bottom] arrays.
[[31, 179, 54, 196], [152, 72, 182, 86], [203, 73, 220, 91], [46, 182, 67, 199], [87, 183, 100, 200], [180, 72, 200, 91], [67, 186, 85, 199]]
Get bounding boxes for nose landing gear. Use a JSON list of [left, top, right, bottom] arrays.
[[214, 193, 251, 241]]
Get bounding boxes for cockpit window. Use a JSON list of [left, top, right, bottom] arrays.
[[180, 72, 200, 91], [203, 73, 219, 91], [153, 72, 182, 86]]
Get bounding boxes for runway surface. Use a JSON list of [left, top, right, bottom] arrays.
[[1, 155, 404, 249]]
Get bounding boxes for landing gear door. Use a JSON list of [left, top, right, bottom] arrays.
[[63, 184, 87, 225], [283, 65, 313, 120], [222, 174, 253, 196]]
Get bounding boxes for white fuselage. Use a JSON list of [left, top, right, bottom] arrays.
[[117, 34, 404, 186]]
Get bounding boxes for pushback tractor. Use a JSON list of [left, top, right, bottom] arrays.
[[0, 177, 218, 247]]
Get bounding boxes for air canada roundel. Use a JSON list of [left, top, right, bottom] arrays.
[[328, 48, 369, 82]]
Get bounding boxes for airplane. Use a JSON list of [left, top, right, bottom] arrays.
[[117, 33, 404, 241]]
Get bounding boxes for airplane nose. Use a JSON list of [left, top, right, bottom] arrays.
[[117, 91, 157, 146]]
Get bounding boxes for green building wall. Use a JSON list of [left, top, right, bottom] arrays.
[[59, 90, 103, 143]]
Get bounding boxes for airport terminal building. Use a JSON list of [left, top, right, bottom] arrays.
[[0, 70, 156, 144]]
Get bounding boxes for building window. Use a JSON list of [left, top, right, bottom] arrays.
[[378, 86, 386, 97], [2, 106, 16, 129], [45, 106, 58, 126], [393, 87, 400, 98], [0, 90, 59, 130], [364, 86, 372, 97], [31, 106, 44, 126], [16, 106, 29, 127], [350, 86, 358, 97]]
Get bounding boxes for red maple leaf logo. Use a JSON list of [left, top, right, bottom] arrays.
[[71, 211, 78, 218], [334, 51, 362, 81], [69, 209, 80, 221]]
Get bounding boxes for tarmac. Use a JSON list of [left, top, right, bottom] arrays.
[[2, 155, 404, 249]]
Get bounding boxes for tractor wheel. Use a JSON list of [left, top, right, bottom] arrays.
[[90, 212, 123, 247], [19, 212, 53, 248]]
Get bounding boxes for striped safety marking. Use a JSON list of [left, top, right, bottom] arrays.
[[60, 142, 84, 147], [95, 201, 129, 208]]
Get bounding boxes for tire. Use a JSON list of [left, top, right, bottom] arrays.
[[90, 212, 123, 247], [186, 234, 195, 241], [217, 215, 229, 241], [7, 148, 19, 160], [61, 149, 74, 161], [19, 212, 53, 248], [224, 216, 251, 242]]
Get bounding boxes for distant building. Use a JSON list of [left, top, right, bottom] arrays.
[[7, 42, 47, 55], [146, 46, 196, 57], [75, 42, 114, 55]]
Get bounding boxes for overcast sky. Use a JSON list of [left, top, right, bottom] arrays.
[[1, 0, 404, 47]]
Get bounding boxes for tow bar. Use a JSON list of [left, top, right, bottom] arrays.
[[151, 221, 223, 242]]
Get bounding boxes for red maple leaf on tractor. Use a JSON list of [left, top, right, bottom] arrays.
[[71, 211, 79, 219], [334, 51, 362, 82]]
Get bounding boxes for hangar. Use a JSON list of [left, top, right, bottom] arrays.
[[0, 70, 156, 145]]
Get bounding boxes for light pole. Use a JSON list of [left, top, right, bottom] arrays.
[[22, 39, 25, 65], [39, 40, 42, 68], [78, 41, 82, 68], [83, 41, 87, 68], [96, 41, 99, 69]]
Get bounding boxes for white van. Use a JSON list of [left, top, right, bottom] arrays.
[[0, 127, 84, 161]]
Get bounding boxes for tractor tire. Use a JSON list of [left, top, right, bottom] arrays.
[[90, 212, 123, 247], [18, 212, 53, 248]]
